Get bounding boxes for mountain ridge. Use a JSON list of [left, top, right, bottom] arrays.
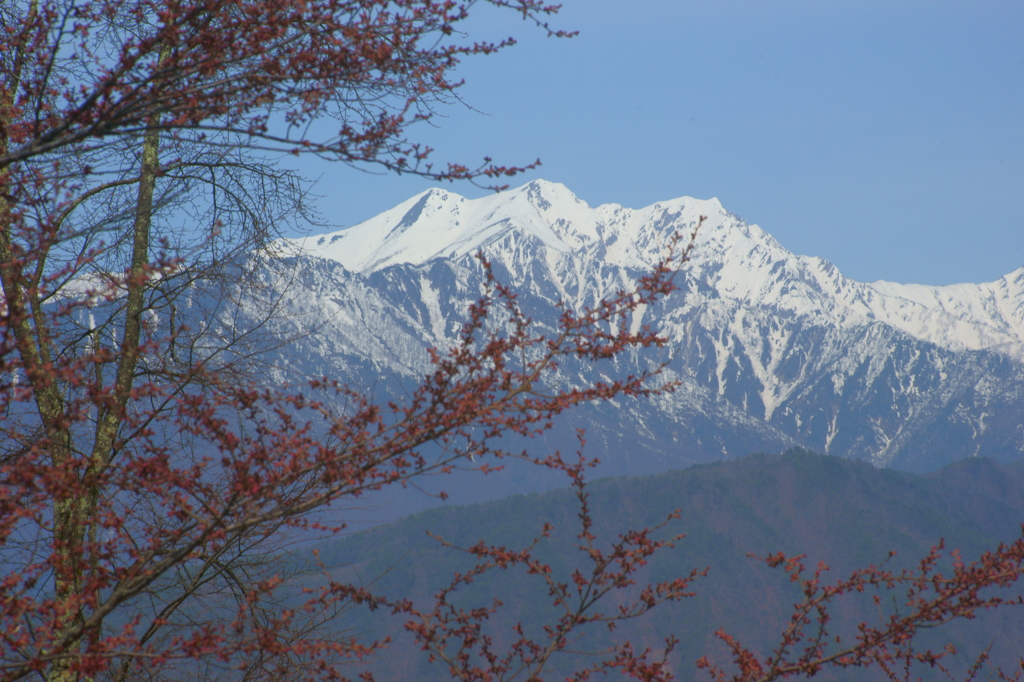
[[253, 181, 1024, 474], [310, 450, 1024, 681], [286, 180, 1024, 357]]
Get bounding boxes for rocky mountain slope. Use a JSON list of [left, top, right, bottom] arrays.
[[248, 180, 1024, 475]]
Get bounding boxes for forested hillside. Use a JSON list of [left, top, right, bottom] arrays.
[[315, 450, 1024, 681]]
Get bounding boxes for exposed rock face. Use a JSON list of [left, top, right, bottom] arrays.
[[242, 179, 1024, 475]]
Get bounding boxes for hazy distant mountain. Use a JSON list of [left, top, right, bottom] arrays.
[[245, 180, 1024, 477], [310, 451, 1024, 681]]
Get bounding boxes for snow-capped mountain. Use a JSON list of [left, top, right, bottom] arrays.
[[260, 180, 1024, 474]]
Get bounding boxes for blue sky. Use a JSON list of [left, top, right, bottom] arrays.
[[289, 0, 1023, 286]]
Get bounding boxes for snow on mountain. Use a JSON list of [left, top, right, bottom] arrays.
[[288, 180, 1024, 358], [294, 181, 599, 271], [259, 180, 1024, 474]]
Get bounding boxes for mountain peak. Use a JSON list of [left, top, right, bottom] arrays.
[[282, 181, 1024, 357], [289, 180, 709, 273], [264, 182, 1024, 469], [520, 179, 584, 211]]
